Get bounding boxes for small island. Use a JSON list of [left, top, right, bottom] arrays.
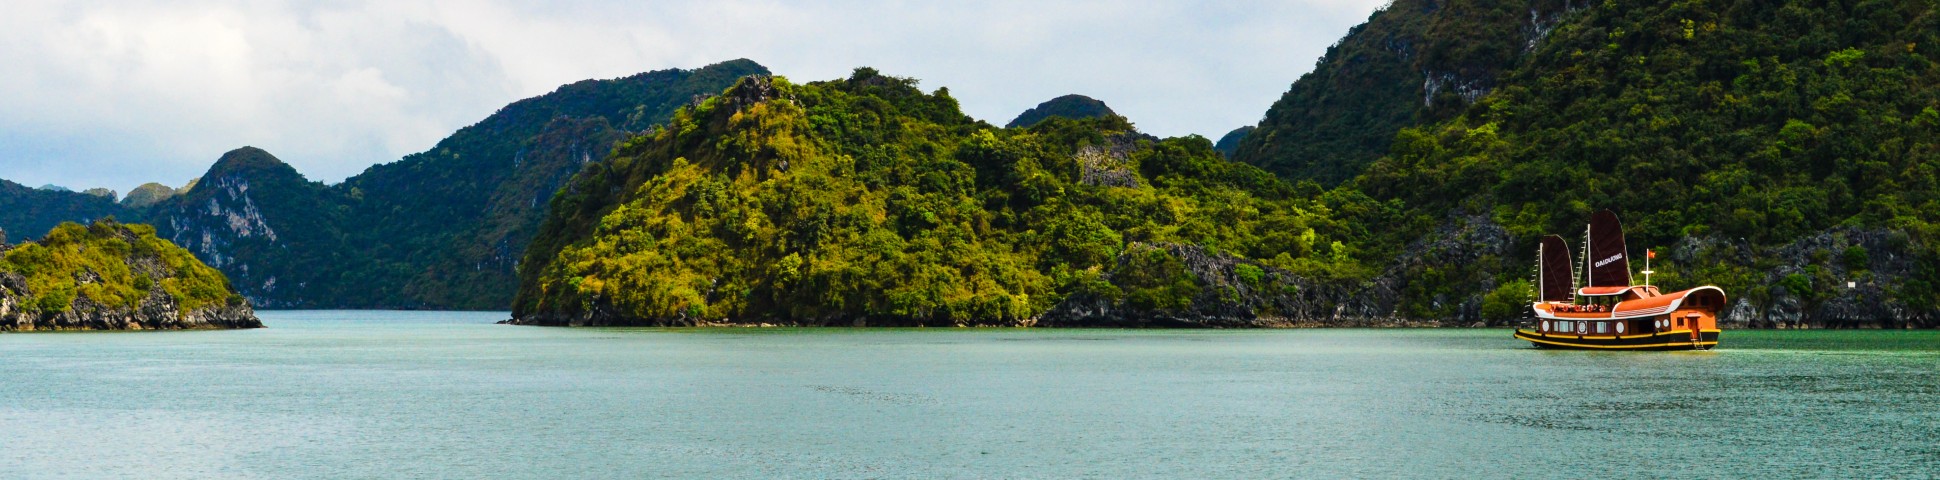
[[1, 219, 260, 331]]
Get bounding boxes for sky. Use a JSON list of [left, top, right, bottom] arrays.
[[0, 0, 1390, 197]]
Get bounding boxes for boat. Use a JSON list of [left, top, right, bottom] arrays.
[[1512, 210, 1726, 350]]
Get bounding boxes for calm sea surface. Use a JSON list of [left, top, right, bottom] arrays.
[[2, 311, 1936, 478]]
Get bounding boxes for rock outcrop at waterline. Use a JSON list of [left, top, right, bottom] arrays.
[[1, 219, 260, 331]]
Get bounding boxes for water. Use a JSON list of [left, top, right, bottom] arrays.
[[2, 311, 1936, 478]]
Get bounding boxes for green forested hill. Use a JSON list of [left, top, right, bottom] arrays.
[[1233, 0, 1570, 186], [1, 219, 258, 330], [512, 71, 1361, 326], [1338, 0, 1940, 326]]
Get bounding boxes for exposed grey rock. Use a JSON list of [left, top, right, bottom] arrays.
[[1037, 212, 1511, 328], [1074, 134, 1146, 188], [1705, 228, 1934, 329], [1, 288, 259, 331], [724, 75, 782, 112]]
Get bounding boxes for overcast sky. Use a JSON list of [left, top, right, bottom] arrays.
[[0, 0, 1389, 196]]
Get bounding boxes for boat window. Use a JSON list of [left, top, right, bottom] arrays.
[[1677, 318, 1685, 327], [1595, 322, 1608, 334]]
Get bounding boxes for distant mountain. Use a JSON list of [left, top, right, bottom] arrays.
[[36, 184, 72, 192], [1232, 0, 1564, 186], [0, 180, 136, 240], [332, 58, 768, 309], [1, 59, 769, 309], [120, 182, 180, 208], [1213, 126, 1253, 159], [1006, 94, 1117, 128]]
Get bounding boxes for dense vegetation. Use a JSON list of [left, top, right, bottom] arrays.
[[1233, 0, 1566, 186], [514, 71, 1361, 325], [1336, 0, 1940, 324], [0, 219, 241, 316], [1005, 94, 1118, 128]]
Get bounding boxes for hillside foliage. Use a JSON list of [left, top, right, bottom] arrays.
[[1, 219, 240, 315], [515, 71, 1363, 324], [1345, 0, 1940, 317], [1234, 0, 1567, 186]]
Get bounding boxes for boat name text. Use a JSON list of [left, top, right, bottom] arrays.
[[1594, 254, 1624, 267]]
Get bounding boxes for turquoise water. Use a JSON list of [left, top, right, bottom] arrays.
[[2, 311, 1936, 478]]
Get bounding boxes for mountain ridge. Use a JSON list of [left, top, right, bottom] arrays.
[[0, 60, 770, 309]]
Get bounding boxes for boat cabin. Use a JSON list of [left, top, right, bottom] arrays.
[[1532, 286, 1725, 337]]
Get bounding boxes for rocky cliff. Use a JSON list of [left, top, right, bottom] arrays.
[[152, 147, 350, 308], [1038, 212, 1512, 328], [1, 219, 259, 331], [1685, 228, 1936, 329]]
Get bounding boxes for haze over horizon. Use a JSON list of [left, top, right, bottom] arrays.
[[1, 0, 1387, 196]]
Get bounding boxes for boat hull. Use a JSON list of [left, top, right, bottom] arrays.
[[1513, 329, 1719, 350]]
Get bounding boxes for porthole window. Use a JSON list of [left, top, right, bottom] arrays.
[[1616, 322, 1626, 334], [1577, 322, 1588, 334], [1542, 320, 1551, 332]]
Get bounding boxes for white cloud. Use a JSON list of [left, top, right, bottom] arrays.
[[0, 0, 1387, 196]]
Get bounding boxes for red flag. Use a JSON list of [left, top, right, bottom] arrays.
[[1647, 249, 1655, 259]]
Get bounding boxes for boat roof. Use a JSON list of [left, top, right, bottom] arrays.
[[1535, 286, 1727, 319], [1576, 286, 1630, 296]]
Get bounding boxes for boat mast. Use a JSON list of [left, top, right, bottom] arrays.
[[1582, 223, 1592, 290], [1536, 241, 1544, 303]]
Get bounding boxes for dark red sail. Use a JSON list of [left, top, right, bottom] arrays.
[[1540, 235, 1574, 302], [1587, 210, 1631, 287]]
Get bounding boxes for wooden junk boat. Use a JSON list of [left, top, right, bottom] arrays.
[[1512, 210, 1726, 350]]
